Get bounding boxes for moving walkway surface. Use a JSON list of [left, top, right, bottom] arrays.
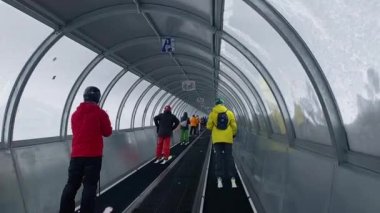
[[75, 134, 198, 213], [129, 132, 210, 213], [203, 151, 254, 213], [82, 131, 255, 213]]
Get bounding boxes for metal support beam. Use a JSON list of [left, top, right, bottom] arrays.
[[99, 69, 128, 108], [175, 101, 187, 117], [142, 88, 164, 127], [130, 84, 155, 128], [220, 57, 272, 135], [244, 0, 348, 162], [219, 31, 295, 142], [148, 91, 169, 126], [220, 71, 260, 131], [213, 0, 225, 101], [1, 31, 63, 145], [115, 78, 144, 130], [60, 54, 104, 138]]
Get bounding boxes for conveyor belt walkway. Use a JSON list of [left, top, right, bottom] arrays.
[[76, 131, 256, 213]]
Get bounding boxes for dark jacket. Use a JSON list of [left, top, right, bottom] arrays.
[[180, 115, 190, 130], [154, 112, 180, 137], [71, 102, 112, 157]]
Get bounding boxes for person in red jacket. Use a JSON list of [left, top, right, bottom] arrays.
[[60, 86, 112, 213]]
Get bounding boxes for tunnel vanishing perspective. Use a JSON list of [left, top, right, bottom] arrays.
[[1, 0, 380, 212]]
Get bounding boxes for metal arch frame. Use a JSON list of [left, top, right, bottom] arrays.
[[150, 85, 213, 125], [151, 82, 249, 127], [108, 36, 211, 55], [143, 72, 250, 119], [217, 84, 248, 127], [115, 36, 272, 133], [149, 62, 266, 121], [116, 66, 209, 130], [169, 97, 199, 116], [141, 71, 215, 104], [99, 69, 128, 108], [60, 36, 212, 137], [2, 1, 282, 144], [143, 58, 265, 131], [60, 54, 104, 138], [171, 98, 183, 115], [150, 94, 177, 125], [133, 0, 208, 104], [170, 98, 184, 116], [171, 71, 256, 129], [130, 84, 156, 128], [220, 71, 260, 131], [3, 0, 312, 151], [150, 93, 178, 126], [213, 0, 225, 100], [138, 68, 256, 129], [164, 87, 244, 124], [62, 3, 213, 33], [3, 1, 309, 151], [115, 77, 145, 130], [180, 104, 193, 118], [143, 84, 203, 128], [146, 91, 170, 127], [177, 91, 243, 121], [178, 99, 197, 117], [176, 101, 187, 117], [141, 89, 167, 127], [129, 53, 213, 71], [128, 53, 268, 124], [219, 57, 272, 134], [219, 31, 295, 141], [1, 32, 63, 145], [2, 3, 211, 145], [4, 2, 283, 144], [177, 100, 191, 116], [244, 0, 348, 162]]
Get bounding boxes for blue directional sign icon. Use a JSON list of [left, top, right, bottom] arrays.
[[161, 37, 175, 53]]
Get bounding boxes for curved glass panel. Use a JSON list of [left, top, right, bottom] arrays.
[[220, 75, 253, 122], [67, 59, 122, 135], [267, 0, 380, 153], [169, 97, 179, 116], [103, 72, 139, 129], [153, 93, 172, 118], [221, 40, 286, 134], [0, 2, 52, 141], [133, 86, 159, 128], [157, 95, 176, 117], [14, 37, 96, 140], [144, 90, 166, 126], [220, 63, 263, 129], [120, 81, 150, 129], [173, 100, 183, 116], [224, 0, 330, 144]]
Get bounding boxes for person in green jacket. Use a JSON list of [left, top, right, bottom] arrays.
[[206, 98, 238, 189]]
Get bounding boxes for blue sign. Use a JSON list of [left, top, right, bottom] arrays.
[[161, 37, 175, 53]]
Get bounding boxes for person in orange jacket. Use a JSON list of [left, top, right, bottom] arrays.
[[190, 115, 198, 136]]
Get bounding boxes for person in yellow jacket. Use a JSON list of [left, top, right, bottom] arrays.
[[207, 98, 238, 189]]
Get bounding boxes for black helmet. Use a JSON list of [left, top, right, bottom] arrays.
[[84, 86, 101, 103]]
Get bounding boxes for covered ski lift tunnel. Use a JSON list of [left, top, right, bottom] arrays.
[[1, 0, 380, 212]]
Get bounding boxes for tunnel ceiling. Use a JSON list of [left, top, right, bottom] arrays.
[[5, 0, 222, 108], [3, 0, 380, 170]]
